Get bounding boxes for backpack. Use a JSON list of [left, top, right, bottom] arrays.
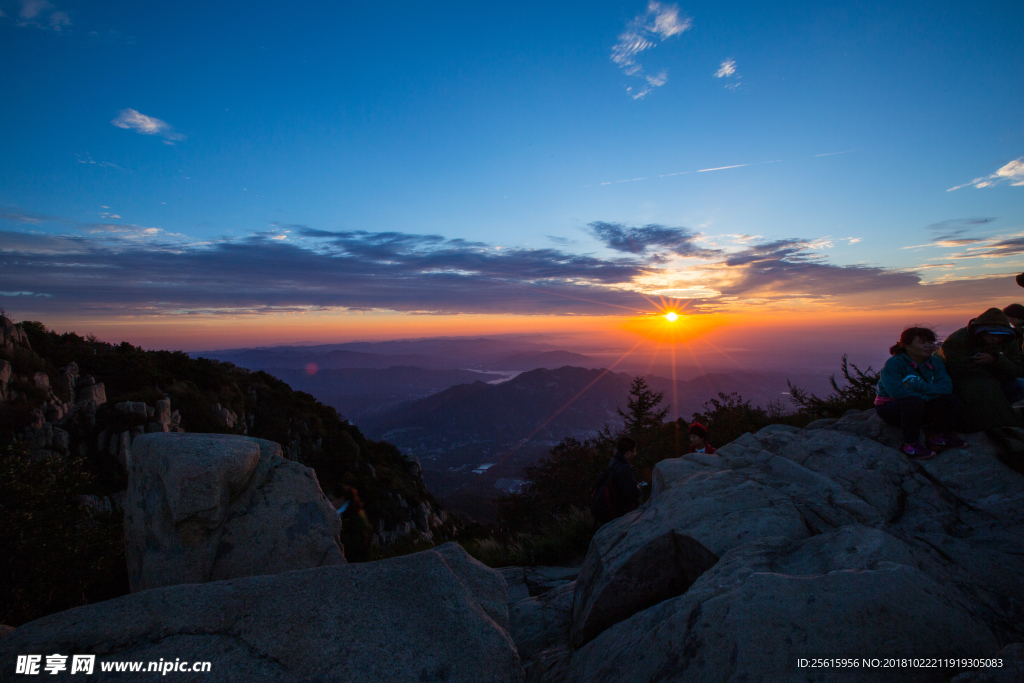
[[590, 466, 616, 526]]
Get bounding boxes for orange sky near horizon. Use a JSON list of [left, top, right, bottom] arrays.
[[28, 297, 1007, 358], [12, 267, 1021, 373]]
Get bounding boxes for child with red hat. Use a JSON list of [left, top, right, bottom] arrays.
[[688, 422, 716, 454]]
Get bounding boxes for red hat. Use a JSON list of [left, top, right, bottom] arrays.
[[688, 422, 707, 438]]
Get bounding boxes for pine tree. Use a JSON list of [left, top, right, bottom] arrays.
[[618, 376, 669, 436]]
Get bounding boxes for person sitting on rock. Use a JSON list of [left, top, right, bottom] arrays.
[[876, 326, 967, 459], [938, 308, 1024, 432], [688, 422, 717, 454]]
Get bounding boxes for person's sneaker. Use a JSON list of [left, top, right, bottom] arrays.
[[928, 433, 968, 450], [902, 442, 937, 460]]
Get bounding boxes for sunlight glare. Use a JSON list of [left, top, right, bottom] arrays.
[[664, 312, 679, 322]]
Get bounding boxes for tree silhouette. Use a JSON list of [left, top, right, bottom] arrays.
[[619, 376, 669, 436]]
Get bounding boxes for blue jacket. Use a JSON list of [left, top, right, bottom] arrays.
[[876, 353, 952, 402]]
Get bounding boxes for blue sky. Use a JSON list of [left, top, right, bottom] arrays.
[[1, 0, 1023, 342]]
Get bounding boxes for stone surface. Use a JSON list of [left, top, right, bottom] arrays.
[[510, 581, 575, 661], [31, 371, 49, 391], [125, 433, 345, 592], [115, 400, 147, 417], [525, 566, 579, 596], [155, 397, 172, 425], [77, 382, 105, 406], [0, 544, 522, 683], [53, 362, 78, 403], [0, 359, 10, 400], [570, 466, 807, 646], [110, 430, 130, 472], [556, 417, 1024, 680], [566, 527, 1000, 683], [500, 567, 531, 603]]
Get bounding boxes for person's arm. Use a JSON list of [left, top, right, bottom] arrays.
[[878, 357, 920, 399], [991, 342, 1024, 382], [920, 356, 953, 395]]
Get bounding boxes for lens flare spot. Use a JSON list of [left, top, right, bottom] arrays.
[[305, 362, 318, 375]]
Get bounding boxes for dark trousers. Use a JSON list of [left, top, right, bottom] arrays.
[[875, 394, 963, 444]]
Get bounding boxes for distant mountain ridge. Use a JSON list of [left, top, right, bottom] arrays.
[[262, 366, 504, 422], [195, 338, 600, 373], [361, 366, 630, 469], [361, 365, 832, 472]]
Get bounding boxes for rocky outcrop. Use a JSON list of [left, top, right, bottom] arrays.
[[0, 316, 30, 352], [0, 359, 10, 401], [523, 410, 1024, 682], [501, 567, 581, 665], [125, 433, 345, 592], [0, 543, 523, 683]]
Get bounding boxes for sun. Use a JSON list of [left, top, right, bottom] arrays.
[[664, 311, 679, 322]]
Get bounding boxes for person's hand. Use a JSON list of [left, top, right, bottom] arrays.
[[972, 352, 996, 365]]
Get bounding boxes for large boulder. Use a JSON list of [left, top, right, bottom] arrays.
[[0, 543, 523, 683], [565, 526, 1000, 683], [556, 416, 1024, 680], [125, 433, 345, 592], [570, 463, 810, 647]]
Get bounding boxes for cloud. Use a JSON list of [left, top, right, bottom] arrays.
[[20, 0, 51, 19], [589, 222, 719, 259], [0, 227, 658, 316], [713, 59, 740, 90], [709, 239, 921, 299], [714, 60, 736, 78], [949, 234, 1024, 260], [947, 158, 1024, 191], [612, 2, 690, 99], [76, 154, 123, 169], [0, 218, 971, 319], [925, 217, 996, 246], [10, 0, 70, 30], [111, 109, 186, 144]]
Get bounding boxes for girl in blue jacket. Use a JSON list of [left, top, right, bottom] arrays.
[[875, 327, 967, 459]]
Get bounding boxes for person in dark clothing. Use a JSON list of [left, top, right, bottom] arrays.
[[938, 308, 1024, 432], [591, 436, 642, 526], [607, 436, 641, 519], [687, 422, 717, 454], [875, 326, 967, 460]]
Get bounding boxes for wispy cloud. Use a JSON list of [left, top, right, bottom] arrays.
[[947, 158, 1024, 191], [698, 163, 746, 172], [947, 233, 1024, 260], [597, 159, 780, 186], [111, 109, 186, 144], [589, 222, 719, 259], [10, 0, 70, 30], [713, 59, 740, 89], [76, 153, 123, 169], [925, 217, 996, 247], [611, 2, 691, 100]]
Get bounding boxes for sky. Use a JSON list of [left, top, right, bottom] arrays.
[[2, 0, 1023, 362]]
